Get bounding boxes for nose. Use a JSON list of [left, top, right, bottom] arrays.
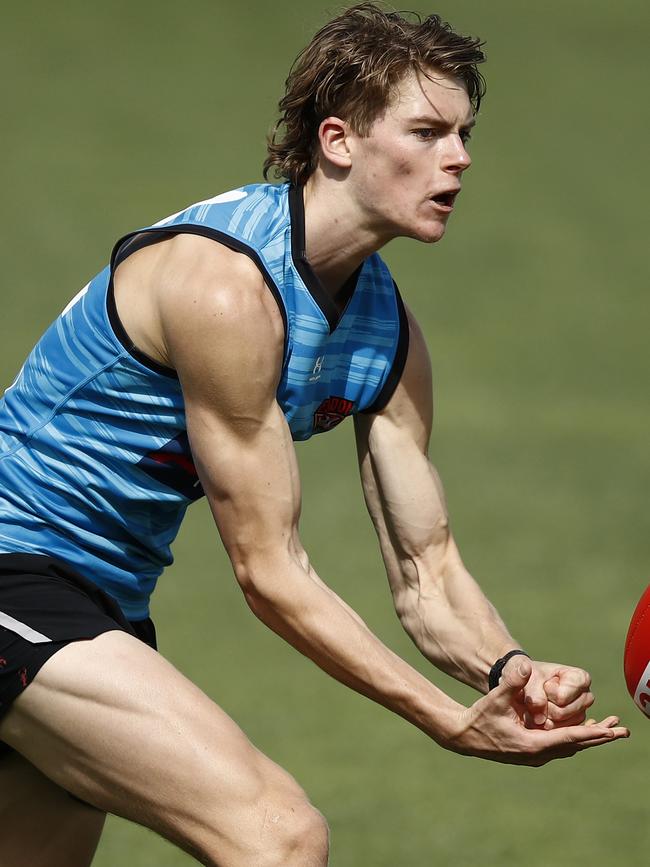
[[443, 133, 472, 174]]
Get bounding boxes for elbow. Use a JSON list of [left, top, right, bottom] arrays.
[[230, 544, 309, 611], [241, 583, 271, 622], [234, 562, 278, 624], [231, 556, 270, 604]]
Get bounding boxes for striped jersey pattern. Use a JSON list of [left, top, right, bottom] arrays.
[[0, 183, 407, 618]]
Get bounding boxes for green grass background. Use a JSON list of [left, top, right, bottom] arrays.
[[2, 1, 649, 863]]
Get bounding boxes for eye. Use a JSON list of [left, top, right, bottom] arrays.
[[460, 129, 472, 145], [412, 128, 439, 140]]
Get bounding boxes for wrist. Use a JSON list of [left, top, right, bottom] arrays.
[[423, 699, 471, 751], [400, 677, 468, 746]]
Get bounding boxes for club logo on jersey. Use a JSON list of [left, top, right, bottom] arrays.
[[309, 355, 324, 382], [137, 432, 204, 500], [313, 396, 355, 433]]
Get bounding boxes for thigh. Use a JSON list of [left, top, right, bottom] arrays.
[[0, 631, 311, 865], [0, 750, 106, 867]]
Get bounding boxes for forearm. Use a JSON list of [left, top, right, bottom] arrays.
[[234, 551, 463, 745], [392, 549, 520, 693], [358, 419, 520, 693]]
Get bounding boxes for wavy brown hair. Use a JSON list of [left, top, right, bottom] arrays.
[[264, 3, 486, 186]]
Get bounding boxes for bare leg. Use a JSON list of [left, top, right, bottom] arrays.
[[0, 750, 106, 867], [0, 631, 328, 866]]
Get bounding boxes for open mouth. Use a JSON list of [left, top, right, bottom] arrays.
[[431, 191, 458, 208]]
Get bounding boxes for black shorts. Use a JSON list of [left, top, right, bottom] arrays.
[[0, 553, 157, 754]]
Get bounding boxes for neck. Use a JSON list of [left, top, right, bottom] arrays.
[[301, 172, 391, 299]]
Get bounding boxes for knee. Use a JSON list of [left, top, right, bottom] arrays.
[[197, 763, 329, 867]]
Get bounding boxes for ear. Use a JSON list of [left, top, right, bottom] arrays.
[[317, 116, 352, 170]]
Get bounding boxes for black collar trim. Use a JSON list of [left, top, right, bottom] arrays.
[[289, 184, 359, 333]]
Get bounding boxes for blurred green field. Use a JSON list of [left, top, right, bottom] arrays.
[[2, 1, 649, 864]]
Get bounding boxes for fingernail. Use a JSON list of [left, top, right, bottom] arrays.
[[534, 713, 546, 725]]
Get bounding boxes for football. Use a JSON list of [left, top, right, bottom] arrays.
[[624, 584, 650, 717]]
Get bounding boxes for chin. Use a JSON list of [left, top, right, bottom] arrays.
[[411, 221, 448, 244]]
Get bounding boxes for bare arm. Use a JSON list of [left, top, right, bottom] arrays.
[[354, 312, 517, 693], [157, 237, 465, 744], [354, 309, 627, 737], [155, 237, 626, 760]]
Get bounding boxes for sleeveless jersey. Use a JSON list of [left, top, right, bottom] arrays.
[[0, 183, 408, 619]]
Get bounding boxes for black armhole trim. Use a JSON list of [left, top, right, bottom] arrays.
[[107, 225, 289, 378], [289, 184, 341, 333], [361, 281, 410, 415]]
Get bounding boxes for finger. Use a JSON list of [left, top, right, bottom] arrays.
[[506, 661, 550, 725], [523, 708, 576, 730], [575, 729, 630, 749], [534, 718, 628, 752], [596, 715, 622, 728], [523, 687, 549, 727], [544, 668, 592, 706], [524, 710, 545, 729], [542, 711, 589, 730], [533, 720, 627, 751], [475, 712, 629, 766], [582, 716, 619, 728], [546, 692, 595, 725], [544, 709, 619, 730], [566, 723, 629, 743]]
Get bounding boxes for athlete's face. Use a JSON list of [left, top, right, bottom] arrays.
[[348, 69, 475, 244]]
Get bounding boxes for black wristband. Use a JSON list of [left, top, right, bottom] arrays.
[[488, 649, 530, 691]]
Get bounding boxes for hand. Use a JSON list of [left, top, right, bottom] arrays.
[[503, 658, 594, 729], [445, 658, 629, 766]]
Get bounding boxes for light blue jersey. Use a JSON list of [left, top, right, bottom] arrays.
[[0, 184, 408, 618]]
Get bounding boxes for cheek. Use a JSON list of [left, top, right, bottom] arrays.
[[362, 140, 415, 180], [395, 159, 413, 176], [385, 144, 416, 177]]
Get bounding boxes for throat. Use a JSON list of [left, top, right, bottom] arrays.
[[290, 182, 363, 329], [328, 264, 361, 314], [308, 255, 361, 300]]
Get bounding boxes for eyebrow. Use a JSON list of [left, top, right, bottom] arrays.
[[406, 115, 477, 131]]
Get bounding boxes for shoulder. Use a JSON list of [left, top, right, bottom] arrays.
[[148, 234, 285, 384], [156, 233, 269, 309]]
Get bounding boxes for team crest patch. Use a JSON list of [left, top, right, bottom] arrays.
[[137, 432, 204, 500], [313, 396, 355, 432]]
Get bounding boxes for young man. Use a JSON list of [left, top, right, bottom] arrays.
[[0, 4, 628, 866]]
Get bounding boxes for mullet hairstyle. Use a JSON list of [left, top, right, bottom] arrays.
[[264, 3, 486, 186]]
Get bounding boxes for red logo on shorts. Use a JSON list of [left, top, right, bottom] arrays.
[[0, 658, 6, 668], [313, 396, 355, 433]]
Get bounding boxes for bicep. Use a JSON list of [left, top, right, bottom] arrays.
[[186, 395, 303, 575], [159, 240, 303, 579]]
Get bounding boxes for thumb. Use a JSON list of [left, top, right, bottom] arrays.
[[497, 657, 532, 694]]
